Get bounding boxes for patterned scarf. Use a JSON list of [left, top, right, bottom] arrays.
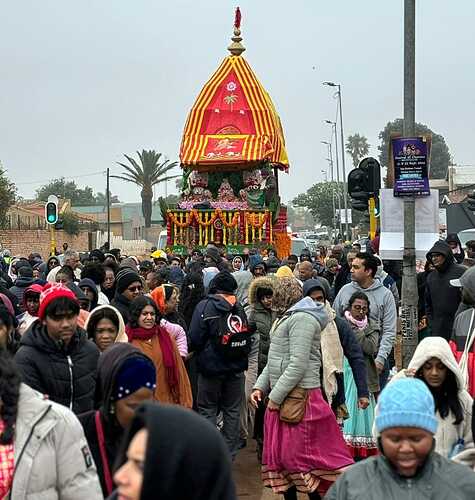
[[0, 420, 14, 499], [320, 302, 344, 405]]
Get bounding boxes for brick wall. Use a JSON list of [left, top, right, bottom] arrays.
[[0, 229, 91, 258]]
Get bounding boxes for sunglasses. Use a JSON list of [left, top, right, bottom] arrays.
[[352, 305, 368, 312], [127, 285, 143, 293]]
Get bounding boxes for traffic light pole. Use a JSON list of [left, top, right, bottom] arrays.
[[401, 0, 419, 368], [50, 224, 56, 256], [368, 196, 377, 240]]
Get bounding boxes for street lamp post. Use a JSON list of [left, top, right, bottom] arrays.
[[323, 82, 350, 241], [322, 140, 341, 237]]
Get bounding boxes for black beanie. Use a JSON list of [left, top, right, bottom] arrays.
[[116, 268, 142, 294], [205, 246, 221, 265], [209, 271, 237, 294]]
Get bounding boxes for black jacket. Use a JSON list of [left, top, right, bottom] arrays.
[[425, 240, 466, 340], [15, 321, 100, 414], [79, 344, 150, 497], [10, 277, 35, 309], [189, 295, 248, 377], [110, 293, 132, 324]]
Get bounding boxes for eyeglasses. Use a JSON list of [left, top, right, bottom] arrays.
[[127, 285, 143, 293], [352, 305, 368, 312]]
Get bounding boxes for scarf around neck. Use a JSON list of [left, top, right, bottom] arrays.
[[345, 310, 368, 330], [320, 302, 344, 406], [125, 324, 180, 402]]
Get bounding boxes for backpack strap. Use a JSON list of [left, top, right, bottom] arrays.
[[95, 411, 114, 495]]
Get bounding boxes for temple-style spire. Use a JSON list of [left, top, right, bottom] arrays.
[[227, 7, 245, 56]]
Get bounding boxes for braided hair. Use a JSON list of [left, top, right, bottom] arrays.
[[0, 350, 20, 444]]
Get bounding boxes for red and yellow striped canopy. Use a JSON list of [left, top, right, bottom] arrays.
[[180, 55, 289, 171]]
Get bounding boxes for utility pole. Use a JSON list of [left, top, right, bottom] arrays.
[[401, 0, 418, 367], [322, 140, 342, 237], [336, 87, 350, 241], [106, 168, 111, 250]]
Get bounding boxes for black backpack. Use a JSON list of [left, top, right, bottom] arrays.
[[212, 302, 252, 360]]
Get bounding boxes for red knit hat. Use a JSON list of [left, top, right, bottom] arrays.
[[38, 283, 78, 321]]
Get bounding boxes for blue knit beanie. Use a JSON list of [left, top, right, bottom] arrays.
[[375, 378, 438, 434]]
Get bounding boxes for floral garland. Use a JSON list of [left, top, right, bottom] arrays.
[[245, 211, 269, 229], [167, 209, 241, 228]]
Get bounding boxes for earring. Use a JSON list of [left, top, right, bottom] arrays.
[[110, 403, 115, 415]]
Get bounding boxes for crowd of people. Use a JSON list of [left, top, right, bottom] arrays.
[[0, 234, 475, 499]]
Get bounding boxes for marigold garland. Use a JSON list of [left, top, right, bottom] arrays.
[[245, 210, 269, 229], [168, 209, 245, 229], [274, 232, 291, 260]]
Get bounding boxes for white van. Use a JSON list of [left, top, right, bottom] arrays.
[[291, 237, 308, 256]]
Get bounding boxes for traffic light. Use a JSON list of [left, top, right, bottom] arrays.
[[45, 196, 58, 225], [359, 157, 381, 195], [347, 168, 369, 211], [467, 190, 475, 211]]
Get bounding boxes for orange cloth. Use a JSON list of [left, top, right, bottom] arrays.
[[131, 335, 193, 408], [77, 309, 90, 330], [150, 286, 167, 314], [216, 293, 236, 306]]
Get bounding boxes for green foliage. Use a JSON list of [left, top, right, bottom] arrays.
[[58, 212, 80, 236], [346, 133, 370, 168], [293, 181, 344, 227], [112, 149, 180, 227], [0, 167, 16, 229], [36, 178, 96, 206], [378, 118, 451, 181]]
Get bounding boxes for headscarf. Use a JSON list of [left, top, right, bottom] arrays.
[[275, 265, 294, 279], [150, 284, 175, 315], [114, 402, 237, 500], [83, 304, 127, 343]]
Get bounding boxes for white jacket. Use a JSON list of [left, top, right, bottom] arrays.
[[390, 337, 473, 459], [10, 384, 102, 500]]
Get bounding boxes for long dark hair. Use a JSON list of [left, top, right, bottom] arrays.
[[0, 350, 21, 444], [417, 367, 464, 425], [129, 296, 160, 328], [178, 272, 205, 328]]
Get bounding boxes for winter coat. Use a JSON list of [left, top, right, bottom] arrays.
[[248, 276, 277, 374], [79, 344, 151, 497], [110, 292, 132, 324], [333, 278, 397, 366], [189, 294, 249, 377], [9, 276, 35, 309], [346, 318, 380, 393], [15, 322, 100, 414], [425, 240, 465, 339], [325, 451, 475, 500], [254, 297, 329, 405], [10, 384, 102, 500], [389, 337, 473, 458], [452, 266, 475, 352]]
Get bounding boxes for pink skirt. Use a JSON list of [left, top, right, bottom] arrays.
[[262, 388, 354, 495]]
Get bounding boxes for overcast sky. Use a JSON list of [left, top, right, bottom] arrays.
[[2, 0, 474, 204]]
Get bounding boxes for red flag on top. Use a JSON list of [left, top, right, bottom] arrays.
[[234, 7, 241, 29]]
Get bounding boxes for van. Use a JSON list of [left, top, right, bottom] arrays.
[[291, 237, 309, 256]]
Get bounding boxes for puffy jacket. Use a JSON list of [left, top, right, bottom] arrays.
[[254, 297, 329, 405], [15, 321, 100, 414], [325, 452, 475, 500], [189, 294, 249, 377], [9, 276, 35, 309], [110, 292, 132, 324], [10, 384, 102, 500], [425, 240, 465, 339]]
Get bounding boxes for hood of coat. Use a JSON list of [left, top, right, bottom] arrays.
[[248, 276, 275, 307], [232, 270, 253, 305], [426, 240, 455, 272], [95, 343, 152, 422], [408, 336, 465, 391], [78, 278, 99, 307], [205, 294, 236, 313], [115, 402, 236, 500], [21, 319, 87, 354], [83, 304, 127, 344], [287, 296, 329, 330], [349, 277, 385, 293], [13, 276, 35, 288]]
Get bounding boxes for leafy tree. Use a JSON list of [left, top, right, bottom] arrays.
[[112, 150, 179, 227], [56, 211, 80, 235], [293, 181, 345, 227], [346, 133, 370, 168], [94, 191, 120, 207], [378, 118, 451, 186], [36, 178, 96, 206], [0, 167, 16, 228]]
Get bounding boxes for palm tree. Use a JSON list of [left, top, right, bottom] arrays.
[[346, 134, 370, 168], [112, 150, 179, 227]]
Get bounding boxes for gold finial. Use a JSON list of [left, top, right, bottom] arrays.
[[228, 7, 245, 56]]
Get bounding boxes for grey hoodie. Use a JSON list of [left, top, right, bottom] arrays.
[[333, 279, 397, 365], [254, 297, 329, 405], [452, 266, 475, 351]]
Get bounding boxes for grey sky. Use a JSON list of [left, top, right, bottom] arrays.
[[2, 1, 474, 205]]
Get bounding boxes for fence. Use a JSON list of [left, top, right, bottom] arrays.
[[95, 231, 153, 256]]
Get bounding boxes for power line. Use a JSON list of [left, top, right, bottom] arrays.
[[15, 170, 106, 186]]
